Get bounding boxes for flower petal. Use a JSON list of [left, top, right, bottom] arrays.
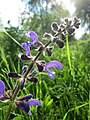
[[0, 94, 4, 99], [22, 43, 30, 56], [28, 99, 41, 106], [0, 80, 5, 97], [28, 110, 32, 116], [47, 70, 55, 79], [45, 61, 63, 70], [27, 41, 34, 46], [45, 61, 63, 79], [25, 31, 38, 43], [15, 101, 29, 113]]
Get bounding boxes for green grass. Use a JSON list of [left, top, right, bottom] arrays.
[[0, 39, 90, 120]]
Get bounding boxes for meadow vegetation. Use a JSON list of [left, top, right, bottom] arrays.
[[0, 32, 90, 119]]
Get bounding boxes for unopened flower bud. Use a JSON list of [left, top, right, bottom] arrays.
[[73, 17, 79, 24], [36, 61, 46, 72], [36, 63, 44, 72], [43, 32, 52, 38], [27, 77, 38, 83], [18, 53, 32, 60], [64, 18, 68, 24], [8, 72, 21, 78], [56, 40, 64, 48], [17, 94, 33, 101], [68, 27, 75, 35], [46, 46, 53, 56], [22, 66, 28, 74], [74, 22, 80, 29], [51, 22, 58, 31], [46, 48, 52, 56]]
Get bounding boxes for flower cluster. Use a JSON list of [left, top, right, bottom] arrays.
[[0, 17, 80, 119]]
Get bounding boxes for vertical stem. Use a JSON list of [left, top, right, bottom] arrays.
[[66, 35, 76, 119], [4, 84, 20, 120], [66, 35, 71, 70]]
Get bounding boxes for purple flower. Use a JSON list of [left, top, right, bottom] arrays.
[[25, 31, 38, 44], [15, 99, 41, 115], [0, 80, 5, 98], [22, 43, 30, 56], [21, 31, 39, 56], [45, 61, 63, 79], [26, 31, 39, 47]]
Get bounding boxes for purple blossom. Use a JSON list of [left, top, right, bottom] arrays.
[[25, 31, 38, 44], [15, 99, 41, 115], [21, 31, 39, 56], [45, 61, 63, 79], [22, 43, 30, 56], [0, 80, 5, 98]]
